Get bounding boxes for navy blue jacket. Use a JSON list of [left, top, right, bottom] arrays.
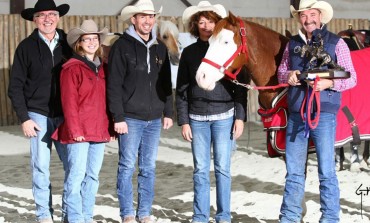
[[288, 26, 341, 114]]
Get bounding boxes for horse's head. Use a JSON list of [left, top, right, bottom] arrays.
[[196, 12, 290, 108], [196, 12, 247, 91], [157, 20, 181, 65], [102, 33, 121, 64]]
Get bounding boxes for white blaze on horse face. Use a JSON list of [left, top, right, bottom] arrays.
[[158, 20, 180, 65], [196, 29, 237, 91]]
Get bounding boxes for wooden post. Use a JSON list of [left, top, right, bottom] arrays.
[[10, 0, 24, 14]]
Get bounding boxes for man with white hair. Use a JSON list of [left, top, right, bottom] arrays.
[[107, 0, 173, 222], [277, 0, 357, 222], [8, 0, 72, 222]]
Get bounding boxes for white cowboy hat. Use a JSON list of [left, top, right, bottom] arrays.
[[290, 0, 333, 24], [182, 1, 227, 27], [67, 19, 109, 48], [120, 0, 163, 22]]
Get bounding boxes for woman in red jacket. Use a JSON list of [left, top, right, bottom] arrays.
[[52, 19, 113, 223]]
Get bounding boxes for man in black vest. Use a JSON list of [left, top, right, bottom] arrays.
[[277, 0, 357, 222]]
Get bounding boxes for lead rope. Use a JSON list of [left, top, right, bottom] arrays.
[[300, 76, 321, 138], [231, 79, 289, 90]]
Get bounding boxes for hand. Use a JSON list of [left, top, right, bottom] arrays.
[[21, 120, 41, 138], [181, 124, 192, 142], [163, 117, 173, 130], [114, 122, 128, 134], [287, 70, 301, 86], [232, 119, 244, 139], [74, 136, 85, 142], [308, 79, 334, 91]]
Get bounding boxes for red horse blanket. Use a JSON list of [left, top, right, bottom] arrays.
[[260, 47, 370, 157], [336, 47, 370, 146]]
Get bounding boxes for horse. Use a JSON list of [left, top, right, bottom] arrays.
[[102, 19, 181, 65], [336, 25, 370, 171], [196, 12, 292, 158], [196, 12, 289, 110], [157, 20, 181, 65]]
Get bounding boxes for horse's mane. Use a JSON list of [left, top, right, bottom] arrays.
[[158, 20, 179, 39], [213, 13, 288, 49]]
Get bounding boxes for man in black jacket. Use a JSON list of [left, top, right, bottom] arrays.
[[107, 0, 173, 222], [8, 0, 72, 222]]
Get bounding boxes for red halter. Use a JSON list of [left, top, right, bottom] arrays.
[[201, 18, 249, 80]]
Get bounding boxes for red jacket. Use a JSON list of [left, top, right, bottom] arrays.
[[52, 56, 111, 144]]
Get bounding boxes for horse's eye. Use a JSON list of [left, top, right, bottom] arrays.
[[162, 34, 168, 39], [224, 41, 229, 44]]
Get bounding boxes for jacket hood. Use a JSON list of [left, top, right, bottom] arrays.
[[63, 53, 102, 72], [125, 24, 159, 46]]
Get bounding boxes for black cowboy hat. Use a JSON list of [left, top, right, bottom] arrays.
[[21, 0, 70, 21]]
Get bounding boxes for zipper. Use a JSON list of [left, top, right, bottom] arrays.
[[49, 42, 59, 117]]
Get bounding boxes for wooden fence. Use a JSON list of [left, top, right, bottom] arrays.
[[0, 15, 369, 126]]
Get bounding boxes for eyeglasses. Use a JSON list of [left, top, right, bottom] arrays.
[[34, 12, 59, 20], [80, 37, 100, 43]]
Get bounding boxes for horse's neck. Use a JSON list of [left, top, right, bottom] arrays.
[[244, 21, 288, 109]]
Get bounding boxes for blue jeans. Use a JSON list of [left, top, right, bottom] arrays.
[[190, 117, 234, 223], [280, 112, 340, 223], [65, 142, 105, 223], [117, 118, 161, 219], [28, 112, 68, 221]]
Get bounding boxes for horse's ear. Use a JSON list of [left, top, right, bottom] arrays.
[[169, 16, 177, 24], [229, 11, 236, 19], [285, 30, 292, 39], [228, 11, 238, 25]]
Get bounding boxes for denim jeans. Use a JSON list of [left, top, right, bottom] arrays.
[[65, 142, 105, 223], [190, 116, 234, 223], [280, 112, 340, 223], [117, 118, 161, 219], [28, 112, 68, 221]]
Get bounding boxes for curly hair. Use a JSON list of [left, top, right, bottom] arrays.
[[188, 11, 223, 37]]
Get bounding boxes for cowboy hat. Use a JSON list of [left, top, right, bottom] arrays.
[[21, 0, 69, 21], [182, 1, 227, 28], [290, 0, 333, 24], [120, 0, 163, 22], [67, 20, 109, 48]]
